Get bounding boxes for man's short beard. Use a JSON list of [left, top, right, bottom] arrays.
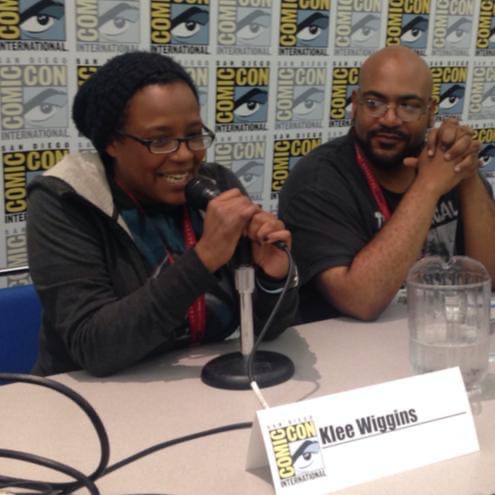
[[353, 129, 425, 171]]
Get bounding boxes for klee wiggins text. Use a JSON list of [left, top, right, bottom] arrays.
[[319, 408, 418, 445]]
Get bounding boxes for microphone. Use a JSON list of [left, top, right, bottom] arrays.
[[185, 175, 287, 254], [185, 175, 220, 210], [186, 175, 252, 265], [185, 175, 294, 390]]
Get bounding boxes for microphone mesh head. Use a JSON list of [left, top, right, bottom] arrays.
[[185, 175, 220, 210]]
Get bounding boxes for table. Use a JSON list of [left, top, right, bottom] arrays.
[[1, 303, 495, 495]]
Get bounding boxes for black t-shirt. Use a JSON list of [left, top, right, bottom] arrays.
[[279, 133, 464, 323]]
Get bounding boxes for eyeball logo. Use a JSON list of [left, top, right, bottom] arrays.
[[0, 64, 68, 134], [438, 83, 465, 116], [217, 0, 271, 49], [431, 66, 467, 121], [170, 3, 208, 45], [0, 0, 65, 41], [268, 420, 325, 488], [215, 66, 269, 131], [432, 0, 474, 55], [480, 143, 495, 172], [76, 0, 140, 44], [279, 0, 330, 49], [334, 0, 382, 54]]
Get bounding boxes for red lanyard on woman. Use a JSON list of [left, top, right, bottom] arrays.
[[354, 143, 392, 222], [114, 177, 206, 344]]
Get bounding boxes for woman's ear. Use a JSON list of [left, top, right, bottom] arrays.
[[105, 140, 118, 159]]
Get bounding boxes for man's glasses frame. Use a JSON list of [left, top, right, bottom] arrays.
[[116, 125, 216, 154], [358, 95, 432, 122]]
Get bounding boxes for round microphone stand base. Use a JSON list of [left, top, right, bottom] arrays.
[[201, 350, 294, 390]]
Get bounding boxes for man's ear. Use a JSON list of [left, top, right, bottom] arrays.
[[427, 98, 437, 127], [351, 90, 359, 120]]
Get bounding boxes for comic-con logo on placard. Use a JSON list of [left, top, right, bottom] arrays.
[[0, 60, 69, 141], [468, 65, 495, 121], [473, 126, 495, 188], [215, 135, 267, 201], [2, 144, 69, 223], [183, 62, 209, 123], [334, 0, 383, 56], [215, 64, 269, 133], [268, 419, 325, 488], [275, 62, 326, 130], [329, 64, 360, 128], [431, 0, 474, 56], [75, 0, 140, 52], [271, 133, 321, 198], [278, 0, 330, 56], [476, 0, 495, 55], [217, 0, 272, 55], [385, 0, 430, 54], [431, 63, 467, 122], [150, 0, 209, 55], [0, 0, 66, 51]]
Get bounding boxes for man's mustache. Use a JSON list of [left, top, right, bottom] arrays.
[[369, 128, 408, 139]]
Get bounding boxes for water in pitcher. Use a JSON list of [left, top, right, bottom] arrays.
[[410, 323, 489, 391], [407, 256, 491, 394]]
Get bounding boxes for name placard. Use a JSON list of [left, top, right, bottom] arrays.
[[247, 368, 478, 494]]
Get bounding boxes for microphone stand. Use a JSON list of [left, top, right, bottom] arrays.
[[201, 239, 294, 390]]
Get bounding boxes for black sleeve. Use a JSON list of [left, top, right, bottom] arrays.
[[279, 151, 374, 286], [27, 181, 220, 376]]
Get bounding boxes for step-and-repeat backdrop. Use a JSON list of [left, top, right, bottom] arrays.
[[1, 0, 494, 286]]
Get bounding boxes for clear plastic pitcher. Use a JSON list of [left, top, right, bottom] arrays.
[[407, 256, 491, 394]]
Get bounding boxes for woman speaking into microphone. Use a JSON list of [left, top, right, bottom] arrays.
[[27, 51, 298, 377]]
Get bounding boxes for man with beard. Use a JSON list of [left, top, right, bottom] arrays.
[[279, 46, 495, 322]]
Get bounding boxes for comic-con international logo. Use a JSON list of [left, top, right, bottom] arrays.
[[385, 0, 430, 53], [431, 64, 467, 122], [468, 66, 495, 121], [431, 0, 474, 56], [473, 127, 495, 188], [215, 137, 266, 201], [217, 0, 271, 55], [329, 65, 359, 128], [0, 0, 66, 51], [271, 135, 321, 197], [269, 420, 325, 488], [278, 0, 330, 56], [475, 0, 495, 55], [184, 63, 209, 122], [2, 146, 69, 223], [275, 64, 326, 130], [150, 0, 209, 54], [215, 65, 269, 133], [0, 62, 69, 140], [75, 0, 140, 52], [334, 0, 383, 56]]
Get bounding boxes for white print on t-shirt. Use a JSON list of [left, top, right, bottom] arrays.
[[374, 211, 385, 229]]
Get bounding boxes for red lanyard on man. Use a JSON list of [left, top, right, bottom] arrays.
[[354, 143, 392, 222], [114, 177, 206, 344]]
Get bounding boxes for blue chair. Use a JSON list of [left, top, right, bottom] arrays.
[[0, 284, 41, 375]]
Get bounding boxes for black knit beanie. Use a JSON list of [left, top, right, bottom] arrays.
[[72, 51, 199, 154]]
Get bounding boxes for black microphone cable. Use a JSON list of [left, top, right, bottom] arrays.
[[246, 242, 296, 406], [0, 373, 110, 495], [0, 373, 253, 494]]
